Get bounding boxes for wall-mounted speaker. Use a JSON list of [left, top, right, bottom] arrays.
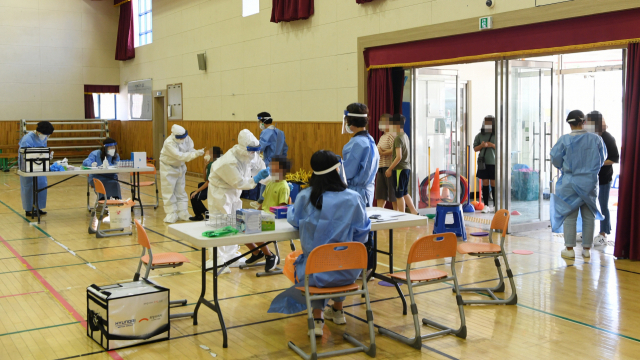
[[197, 53, 206, 71]]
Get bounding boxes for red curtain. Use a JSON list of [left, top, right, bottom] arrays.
[[357, 0, 374, 3], [271, 0, 314, 23], [115, 0, 135, 61], [614, 43, 640, 260], [364, 8, 640, 68], [367, 68, 394, 143], [84, 94, 95, 119], [85, 85, 119, 93]]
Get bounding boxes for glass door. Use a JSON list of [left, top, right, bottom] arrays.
[[411, 68, 460, 214], [505, 60, 553, 230]]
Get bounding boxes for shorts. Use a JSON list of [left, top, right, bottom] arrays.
[[391, 169, 411, 198], [476, 164, 495, 180], [375, 168, 397, 202]]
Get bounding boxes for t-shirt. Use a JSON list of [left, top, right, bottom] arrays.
[[598, 131, 619, 185], [262, 180, 290, 213], [377, 133, 395, 168], [392, 133, 410, 170], [205, 162, 212, 179], [473, 132, 496, 165]]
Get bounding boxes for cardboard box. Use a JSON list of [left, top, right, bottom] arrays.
[[132, 152, 147, 168], [236, 209, 262, 234], [270, 206, 289, 219], [262, 213, 275, 231]]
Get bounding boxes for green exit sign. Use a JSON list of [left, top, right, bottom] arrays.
[[479, 16, 493, 30]]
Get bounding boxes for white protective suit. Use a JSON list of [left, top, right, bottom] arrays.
[[207, 129, 266, 267], [160, 124, 203, 223]]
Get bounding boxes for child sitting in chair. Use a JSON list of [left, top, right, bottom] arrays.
[[244, 155, 292, 272]]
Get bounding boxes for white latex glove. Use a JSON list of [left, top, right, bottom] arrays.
[[91, 162, 97, 167], [50, 151, 54, 159], [196, 148, 205, 156]]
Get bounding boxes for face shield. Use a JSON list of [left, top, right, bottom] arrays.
[[313, 157, 347, 185], [104, 142, 117, 156], [342, 110, 367, 134]]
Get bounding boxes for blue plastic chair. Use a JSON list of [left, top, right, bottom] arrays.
[[433, 203, 467, 241]]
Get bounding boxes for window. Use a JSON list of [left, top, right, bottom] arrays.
[[132, 0, 152, 47], [243, 0, 259, 17], [92, 94, 117, 120]]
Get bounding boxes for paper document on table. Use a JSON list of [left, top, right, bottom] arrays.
[[369, 214, 407, 222]]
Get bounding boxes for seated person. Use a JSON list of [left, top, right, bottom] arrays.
[[245, 156, 292, 272], [83, 138, 121, 200], [189, 146, 222, 221], [268, 150, 370, 337]]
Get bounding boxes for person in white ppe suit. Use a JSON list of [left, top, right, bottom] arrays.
[[207, 129, 270, 268], [160, 124, 204, 223]]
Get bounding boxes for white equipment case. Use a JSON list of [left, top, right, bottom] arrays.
[[87, 279, 170, 350], [19, 147, 50, 172]]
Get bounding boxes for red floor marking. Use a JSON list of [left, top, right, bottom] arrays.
[[0, 236, 124, 360], [0, 290, 44, 299]]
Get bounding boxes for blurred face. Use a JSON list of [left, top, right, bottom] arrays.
[[483, 120, 493, 132], [379, 118, 389, 132], [269, 161, 286, 181]]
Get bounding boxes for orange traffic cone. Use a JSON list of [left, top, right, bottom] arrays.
[[429, 168, 442, 207]]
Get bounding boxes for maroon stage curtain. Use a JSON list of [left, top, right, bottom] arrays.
[[84, 85, 119, 94], [357, 0, 374, 3], [84, 94, 95, 119], [367, 68, 394, 143], [115, 0, 135, 61], [614, 43, 640, 260], [271, 0, 314, 23], [365, 8, 640, 68]]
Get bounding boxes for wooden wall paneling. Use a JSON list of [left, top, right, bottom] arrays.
[[118, 120, 153, 160], [0, 121, 21, 147], [167, 121, 351, 175]]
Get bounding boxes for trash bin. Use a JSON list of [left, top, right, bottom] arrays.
[[110, 204, 133, 229]]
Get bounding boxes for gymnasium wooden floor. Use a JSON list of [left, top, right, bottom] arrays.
[[0, 171, 639, 360]]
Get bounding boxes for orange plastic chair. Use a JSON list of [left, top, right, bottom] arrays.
[[456, 209, 516, 305], [288, 242, 376, 359], [130, 163, 159, 209], [88, 179, 132, 238], [133, 220, 193, 319], [379, 233, 466, 349]]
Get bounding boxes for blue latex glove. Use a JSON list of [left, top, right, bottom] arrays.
[[288, 183, 294, 192], [253, 167, 270, 184]]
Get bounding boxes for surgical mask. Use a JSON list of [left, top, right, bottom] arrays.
[[259, 123, 266, 130], [483, 125, 492, 132], [38, 133, 47, 141], [204, 154, 211, 162], [344, 123, 354, 134], [342, 110, 367, 134], [379, 124, 386, 131], [175, 138, 185, 144], [585, 124, 596, 133], [107, 149, 115, 157], [272, 172, 281, 181]]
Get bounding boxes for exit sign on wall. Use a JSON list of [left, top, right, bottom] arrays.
[[479, 16, 493, 30]]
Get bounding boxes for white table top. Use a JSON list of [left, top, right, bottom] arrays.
[[168, 208, 428, 248], [17, 166, 155, 177]]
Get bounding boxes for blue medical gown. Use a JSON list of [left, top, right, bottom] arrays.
[[83, 150, 121, 199], [19, 132, 48, 211], [342, 133, 380, 206], [260, 127, 288, 165], [550, 131, 606, 232], [268, 188, 371, 314]]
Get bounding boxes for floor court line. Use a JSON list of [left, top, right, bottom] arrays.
[[0, 290, 44, 299], [0, 321, 80, 338], [0, 235, 124, 360]]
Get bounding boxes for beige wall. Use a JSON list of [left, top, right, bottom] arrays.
[[0, 0, 120, 121], [120, 0, 629, 122]]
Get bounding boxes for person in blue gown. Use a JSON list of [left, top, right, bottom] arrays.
[[83, 138, 121, 200], [257, 111, 288, 202], [269, 150, 370, 336], [19, 121, 54, 217], [342, 103, 380, 207], [551, 110, 606, 259]]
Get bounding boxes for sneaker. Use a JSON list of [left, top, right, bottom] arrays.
[[561, 248, 575, 259], [314, 319, 324, 337], [245, 252, 265, 265], [324, 306, 346, 325], [265, 254, 279, 272], [582, 249, 591, 258], [594, 235, 607, 246], [481, 206, 490, 213]]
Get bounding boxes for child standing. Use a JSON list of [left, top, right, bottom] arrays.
[[385, 114, 418, 214]]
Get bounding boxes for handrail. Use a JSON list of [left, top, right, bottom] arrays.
[[46, 137, 107, 141]]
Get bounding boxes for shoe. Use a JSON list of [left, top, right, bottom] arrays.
[[594, 235, 607, 246], [582, 249, 591, 258], [39, 210, 47, 215], [314, 319, 324, 337], [189, 215, 204, 221], [561, 249, 575, 259], [265, 254, 279, 272], [481, 206, 490, 213], [163, 212, 179, 223], [323, 306, 346, 325], [25, 210, 47, 217], [245, 252, 265, 265], [177, 211, 191, 221]]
